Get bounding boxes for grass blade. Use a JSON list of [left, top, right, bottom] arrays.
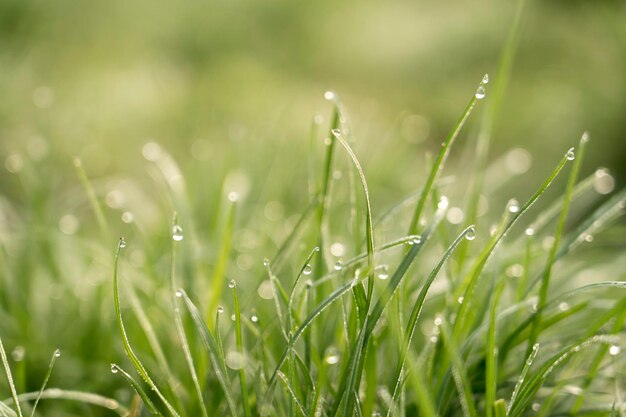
[[231, 282, 252, 417], [178, 289, 238, 417], [113, 238, 180, 417], [30, 349, 60, 417], [0, 337, 23, 417], [526, 133, 588, 354], [111, 364, 164, 417]]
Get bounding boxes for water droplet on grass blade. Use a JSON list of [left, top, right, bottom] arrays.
[[376, 265, 389, 280], [324, 91, 336, 101], [334, 261, 343, 271], [217, 306, 224, 314], [566, 147, 575, 161], [481, 74, 489, 84], [609, 345, 621, 356], [54, 349, 61, 358], [175, 290, 182, 298], [303, 264, 312, 275], [111, 364, 119, 374], [119, 238, 127, 249], [251, 314, 259, 323], [525, 228, 535, 236], [228, 280, 236, 288], [465, 226, 476, 241], [475, 86, 486, 99], [172, 224, 184, 241], [507, 198, 520, 214]]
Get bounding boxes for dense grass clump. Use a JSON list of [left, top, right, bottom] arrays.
[[1, 75, 625, 417]]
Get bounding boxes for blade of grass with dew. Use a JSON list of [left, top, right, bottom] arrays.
[[0, 337, 23, 417], [453, 149, 572, 340], [73, 157, 110, 241], [170, 215, 209, 417], [208, 198, 236, 321], [178, 289, 238, 417], [386, 225, 475, 415], [276, 371, 307, 417], [6, 390, 130, 417], [111, 364, 164, 417], [231, 283, 252, 417], [526, 133, 588, 355], [506, 342, 540, 415], [29, 349, 60, 417], [407, 77, 484, 236], [508, 335, 619, 417], [113, 238, 180, 417], [332, 197, 448, 417]]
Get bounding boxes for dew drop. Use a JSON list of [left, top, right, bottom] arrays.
[[11, 346, 25, 362], [334, 261, 343, 271], [434, 316, 443, 326], [465, 226, 476, 241], [217, 305, 224, 314], [172, 224, 184, 241], [303, 264, 312, 275], [566, 147, 575, 161], [251, 314, 259, 323], [430, 336, 438, 343], [481, 74, 489, 84], [111, 364, 119, 374], [438, 196, 449, 210], [326, 354, 340, 365], [475, 86, 486, 100], [263, 258, 270, 267], [507, 198, 520, 214], [324, 91, 336, 101], [324, 137, 332, 146], [376, 265, 389, 280], [175, 290, 183, 298], [331, 128, 341, 137], [119, 238, 127, 249], [525, 227, 535, 236], [558, 302, 569, 311], [54, 349, 61, 358], [609, 345, 620, 356], [457, 296, 464, 304], [581, 131, 590, 143], [228, 280, 237, 288]]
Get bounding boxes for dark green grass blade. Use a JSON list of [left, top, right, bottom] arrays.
[[178, 290, 238, 417], [113, 239, 180, 417], [111, 364, 164, 417]]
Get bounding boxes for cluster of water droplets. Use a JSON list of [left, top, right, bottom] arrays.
[[475, 73, 489, 99]]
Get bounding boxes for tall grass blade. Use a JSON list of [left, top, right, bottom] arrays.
[[111, 364, 164, 417], [0, 337, 23, 417], [113, 238, 180, 417], [30, 349, 60, 417]]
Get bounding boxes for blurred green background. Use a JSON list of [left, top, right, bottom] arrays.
[[0, 0, 625, 414]]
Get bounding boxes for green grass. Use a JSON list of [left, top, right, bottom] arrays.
[[1, 8, 625, 416]]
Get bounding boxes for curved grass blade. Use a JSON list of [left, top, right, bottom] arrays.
[[30, 349, 60, 417], [276, 371, 307, 417], [453, 149, 572, 339], [485, 279, 505, 417], [5, 389, 130, 417], [113, 238, 180, 417], [408, 77, 483, 235], [332, 197, 449, 417], [0, 337, 23, 417], [526, 133, 588, 355], [178, 289, 238, 417], [111, 364, 164, 417]]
